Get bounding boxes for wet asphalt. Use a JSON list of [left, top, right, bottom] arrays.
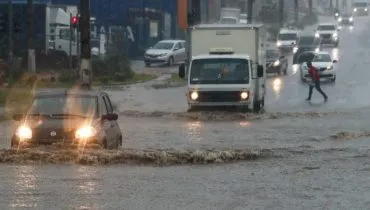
[[1, 15, 370, 209]]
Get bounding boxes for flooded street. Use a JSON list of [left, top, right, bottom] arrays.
[[1, 15, 370, 209]]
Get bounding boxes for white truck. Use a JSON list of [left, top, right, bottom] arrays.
[[219, 8, 241, 24], [178, 24, 266, 113]]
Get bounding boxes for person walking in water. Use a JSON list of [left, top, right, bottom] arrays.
[[306, 61, 328, 101]]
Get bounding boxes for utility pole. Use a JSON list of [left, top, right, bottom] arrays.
[[8, 0, 12, 65], [308, 0, 312, 16], [27, 0, 36, 73], [330, 0, 333, 13], [279, 0, 284, 28], [247, 0, 254, 23], [79, 0, 92, 89], [336, 0, 339, 10], [294, 0, 298, 26]]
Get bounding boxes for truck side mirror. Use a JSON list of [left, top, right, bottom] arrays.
[[257, 65, 264, 77], [179, 63, 186, 78]]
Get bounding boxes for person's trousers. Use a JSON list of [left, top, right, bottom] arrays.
[[308, 80, 327, 99]]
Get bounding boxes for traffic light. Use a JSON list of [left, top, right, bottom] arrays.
[[71, 16, 78, 27], [0, 13, 6, 32]]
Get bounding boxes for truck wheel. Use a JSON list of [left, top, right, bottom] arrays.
[[253, 101, 261, 114], [167, 57, 174, 66]]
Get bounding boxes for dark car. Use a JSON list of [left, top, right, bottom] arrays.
[[11, 90, 122, 149], [292, 35, 322, 64], [338, 14, 354, 26], [266, 49, 288, 75]]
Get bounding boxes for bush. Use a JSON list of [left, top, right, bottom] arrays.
[[92, 55, 133, 82]]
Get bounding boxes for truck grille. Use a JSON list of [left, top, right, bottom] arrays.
[[321, 34, 331, 39], [197, 91, 242, 102]]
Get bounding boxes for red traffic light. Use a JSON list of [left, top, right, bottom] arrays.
[[71, 16, 78, 25]]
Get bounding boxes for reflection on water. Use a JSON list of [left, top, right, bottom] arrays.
[[239, 121, 251, 127], [10, 166, 38, 208], [186, 121, 203, 142], [272, 78, 283, 98]]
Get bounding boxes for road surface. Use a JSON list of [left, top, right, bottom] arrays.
[[1, 16, 370, 209]]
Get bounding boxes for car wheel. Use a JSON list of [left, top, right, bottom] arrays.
[[167, 56, 174, 66], [145, 62, 150, 67]]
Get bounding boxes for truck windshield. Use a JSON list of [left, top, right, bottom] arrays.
[[353, 2, 367, 7], [278, 33, 297, 40], [190, 58, 249, 84], [317, 25, 336, 30]]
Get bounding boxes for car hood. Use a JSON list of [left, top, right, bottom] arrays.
[[311, 62, 333, 68], [317, 30, 336, 34], [145, 49, 171, 55], [12, 117, 99, 132]]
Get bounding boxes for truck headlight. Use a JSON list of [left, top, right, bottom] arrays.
[[365, 8, 368, 11], [349, 17, 353, 21], [338, 17, 342, 22], [315, 33, 320, 38], [293, 47, 298, 53], [333, 32, 338, 37], [315, 48, 319, 53], [354, 8, 357, 12], [240, 91, 248, 99], [335, 13, 339, 16], [276, 41, 282, 46], [273, 60, 280, 66], [16, 125, 32, 140], [190, 91, 198, 100], [75, 126, 97, 139]]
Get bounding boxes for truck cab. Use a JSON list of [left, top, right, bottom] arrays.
[[178, 24, 266, 113]]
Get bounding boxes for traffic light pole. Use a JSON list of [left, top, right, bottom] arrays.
[[27, 0, 36, 73], [69, 13, 73, 70], [79, 0, 92, 89], [8, 0, 12, 65]]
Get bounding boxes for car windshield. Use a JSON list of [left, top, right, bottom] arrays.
[[220, 18, 237, 24], [298, 37, 315, 45], [190, 58, 249, 84], [312, 54, 332, 62], [298, 52, 315, 63], [353, 2, 367, 7], [152, 42, 174, 50], [266, 50, 279, 59], [278, 33, 297, 40], [29, 95, 98, 117], [317, 25, 336, 30]]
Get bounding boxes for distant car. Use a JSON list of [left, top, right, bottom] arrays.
[[276, 29, 298, 52], [293, 35, 322, 64], [352, 2, 369, 16], [266, 49, 288, 75], [144, 40, 186, 66], [314, 23, 339, 47], [298, 51, 337, 82], [338, 14, 354, 27], [11, 90, 122, 149]]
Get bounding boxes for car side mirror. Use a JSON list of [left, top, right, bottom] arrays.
[[333, 60, 337, 63], [12, 114, 24, 121], [174, 47, 180, 51], [257, 65, 264, 77], [102, 113, 118, 121], [179, 63, 186, 78]]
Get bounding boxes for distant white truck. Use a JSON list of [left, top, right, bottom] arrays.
[[178, 24, 266, 113], [219, 8, 241, 24]]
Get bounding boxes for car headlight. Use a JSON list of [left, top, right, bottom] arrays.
[[75, 126, 97, 139], [338, 17, 342, 22], [354, 8, 357, 12], [315, 33, 320, 37], [365, 8, 368, 11], [15, 125, 32, 140], [315, 48, 319, 52], [159, 53, 168, 57], [333, 32, 338, 37], [349, 17, 353, 21], [240, 91, 248, 100], [190, 91, 198, 100], [276, 41, 282, 46], [335, 13, 339, 16], [273, 60, 280, 66], [293, 47, 298, 53], [326, 65, 333, 70]]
